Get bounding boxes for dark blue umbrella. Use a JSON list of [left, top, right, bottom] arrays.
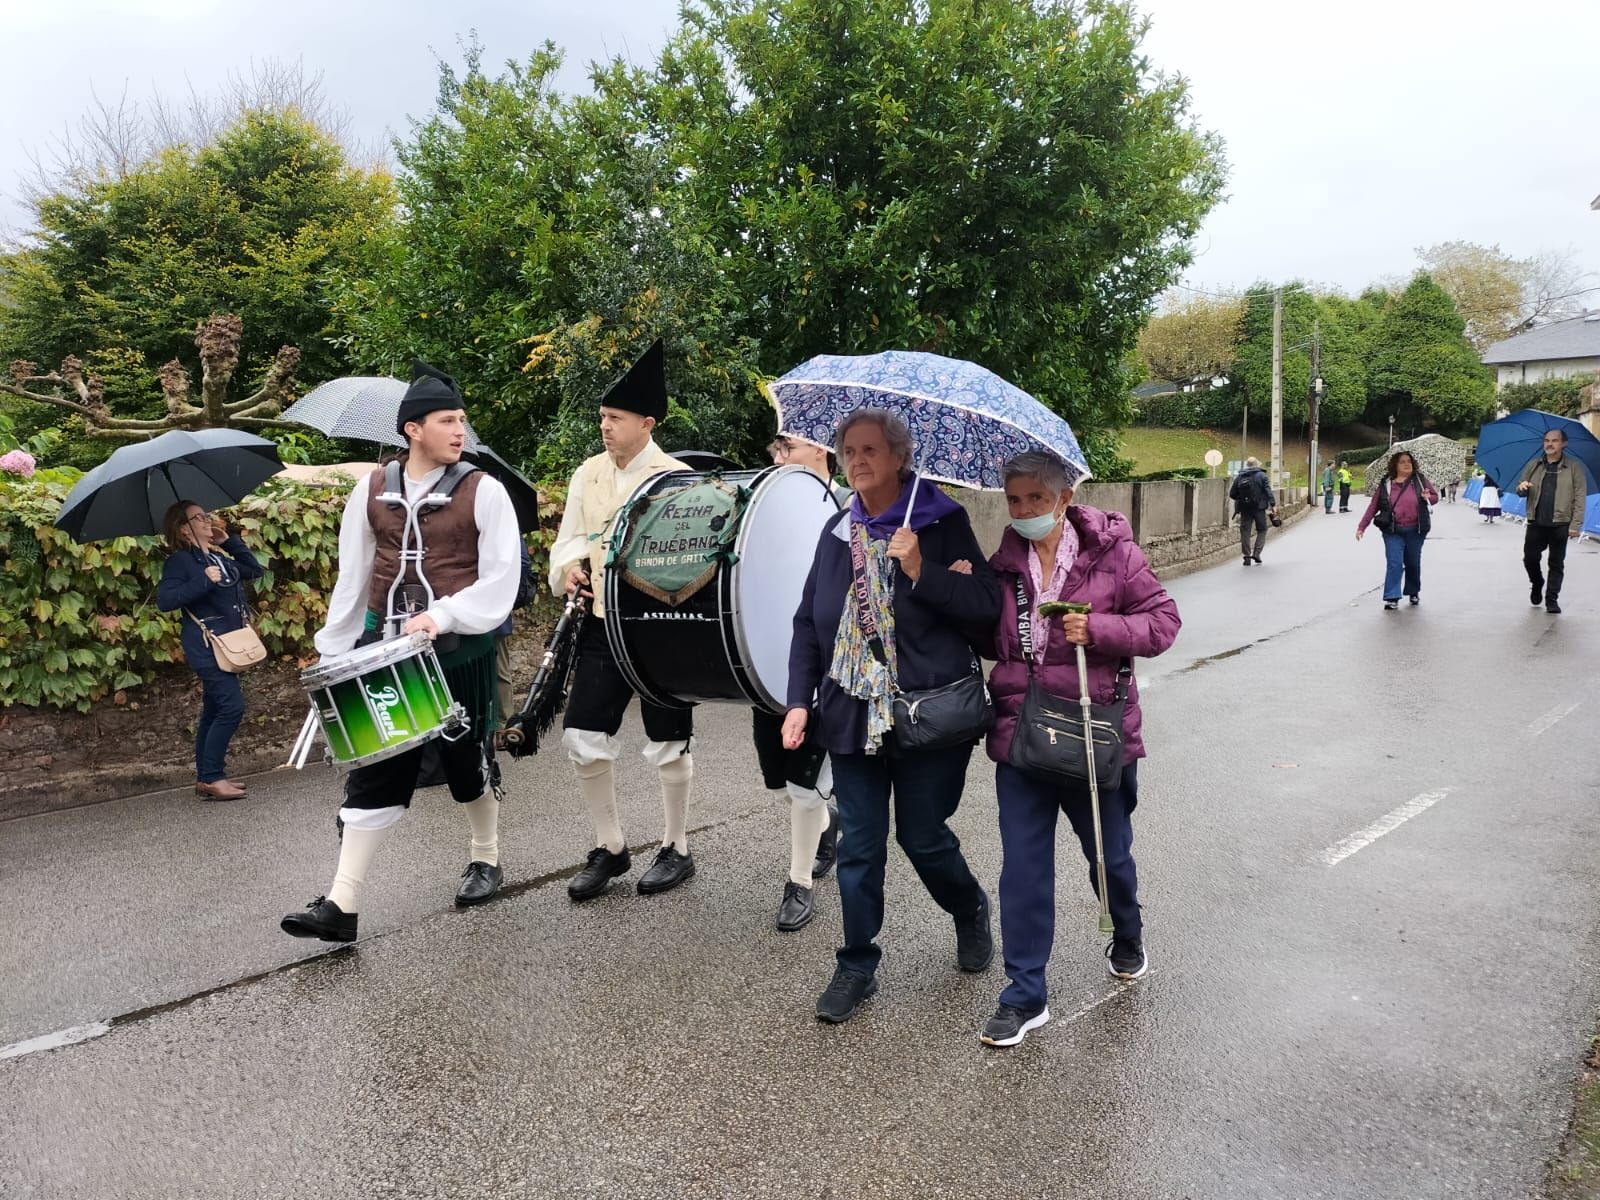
[[55, 429, 283, 543], [1475, 409, 1600, 498]]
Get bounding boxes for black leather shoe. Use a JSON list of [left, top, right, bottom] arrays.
[[816, 966, 878, 1023], [1531, 584, 1544, 606], [637, 846, 696, 895], [280, 896, 356, 943], [955, 890, 994, 972], [811, 805, 839, 879], [776, 881, 815, 931], [454, 861, 502, 907], [568, 846, 631, 901], [1547, 598, 1562, 614]]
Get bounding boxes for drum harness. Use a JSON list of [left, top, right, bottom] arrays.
[[286, 460, 480, 771]]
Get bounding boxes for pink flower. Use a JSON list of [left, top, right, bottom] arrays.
[[0, 450, 36, 478]]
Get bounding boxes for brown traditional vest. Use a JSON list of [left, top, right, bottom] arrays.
[[365, 458, 484, 616]]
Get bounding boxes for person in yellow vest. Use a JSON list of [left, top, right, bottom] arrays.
[[547, 340, 698, 899], [281, 362, 521, 942], [1337, 463, 1354, 513]]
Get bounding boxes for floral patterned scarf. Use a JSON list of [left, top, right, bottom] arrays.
[[827, 520, 899, 752]]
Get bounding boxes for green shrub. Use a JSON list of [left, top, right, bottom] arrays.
[[1124, 466, 1208, 482], [1496, 377, 1593, 418], [0, 473, 348, 711]]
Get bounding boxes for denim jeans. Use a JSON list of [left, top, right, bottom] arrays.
[[995, 761, 1141, 1011], [189, 645, 246, 783], [1382, 526, 1425, 601], [830, 740, 985, 976]]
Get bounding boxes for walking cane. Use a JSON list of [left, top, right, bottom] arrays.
[[1064, 602, 1115, 936]]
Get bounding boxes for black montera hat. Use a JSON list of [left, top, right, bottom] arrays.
[[396, 360, 465, 436], [598, 339, 666, 422]]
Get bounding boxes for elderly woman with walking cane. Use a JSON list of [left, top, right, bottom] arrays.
[[971, 450, 1180, 1047]]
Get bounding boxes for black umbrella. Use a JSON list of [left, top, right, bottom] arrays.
[[55, 429, 283, 543], [461, 445, 540, 534], [672, 450, 745, 472]]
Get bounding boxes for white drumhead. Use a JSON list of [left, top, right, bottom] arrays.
[[730, 466, 842, 711]]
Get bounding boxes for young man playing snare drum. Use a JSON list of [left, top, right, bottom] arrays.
[[280, 362, 521, 942]]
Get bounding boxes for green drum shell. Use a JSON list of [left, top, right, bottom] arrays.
[[300, 634, 464, 770]]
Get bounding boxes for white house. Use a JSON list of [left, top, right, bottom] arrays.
[[1481, 312, 1600, 389]]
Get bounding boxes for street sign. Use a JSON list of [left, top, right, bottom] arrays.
[[1227, 459, 1242, 475], [1204, 449, 1223, 467]]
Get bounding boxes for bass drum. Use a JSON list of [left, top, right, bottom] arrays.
[[605, 465, 841, 712]]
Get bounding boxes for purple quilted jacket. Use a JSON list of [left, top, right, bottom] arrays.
[[982, 505, 1181, 765]]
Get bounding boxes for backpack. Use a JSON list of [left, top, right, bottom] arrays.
[[1232, 471, 1269, 509]]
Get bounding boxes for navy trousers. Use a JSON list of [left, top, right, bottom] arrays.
[[188, 643, 245, 784], [831, 740, 985, 976], [995, 760, 1141, 1011]]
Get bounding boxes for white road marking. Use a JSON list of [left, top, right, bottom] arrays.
[[1317, 789, 1451, 867], [1060, 976, 1148, 1026], [0, 1021, 112, 1062], [1527, 701, 1580, 738]]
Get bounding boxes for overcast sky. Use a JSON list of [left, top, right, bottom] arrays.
[[3, 0, 1597, 300]]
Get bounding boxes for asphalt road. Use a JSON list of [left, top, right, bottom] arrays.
[[3, 500, 1598, 1199]]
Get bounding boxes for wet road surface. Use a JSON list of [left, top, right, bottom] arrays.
[[3, 501, 1598, 1198]]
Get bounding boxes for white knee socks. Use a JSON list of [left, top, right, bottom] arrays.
[[328, 825, 388, 913], [789, 800, 830, 888], [659, 755, 693, 854], [575, 758, 625, 853], [461, 793, 499, 867]]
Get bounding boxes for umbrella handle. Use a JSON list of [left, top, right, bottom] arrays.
[[902, 472, 922, 529]]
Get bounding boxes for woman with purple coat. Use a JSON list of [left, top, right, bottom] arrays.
[[976, 451, 1181, 1047]]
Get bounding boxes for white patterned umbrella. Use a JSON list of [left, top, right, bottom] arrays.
[[1361, 434, 1469, 493], [281, 376, 484, 449]]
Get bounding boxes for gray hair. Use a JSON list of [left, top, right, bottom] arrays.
[[1002, 450, 1075, 498], [835, 408, 914, 476], [1245, 455, 1261, 467]]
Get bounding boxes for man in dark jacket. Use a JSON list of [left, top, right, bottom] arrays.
[[1516, 428, 1590, 614], [1230, 457, 1277, 565]]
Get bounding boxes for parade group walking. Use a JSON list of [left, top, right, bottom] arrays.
[[110, 346, 1589, 1051]]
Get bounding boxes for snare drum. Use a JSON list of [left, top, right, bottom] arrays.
[[299, 632, 467, 769], [605, 464, 842, 712]]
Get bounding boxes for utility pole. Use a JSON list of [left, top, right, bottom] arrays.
[[1270, 286, 1283, 501], [1306, 318, 1322, 507]]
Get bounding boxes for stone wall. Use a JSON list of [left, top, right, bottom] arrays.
[[958, 478, 1309, 579]]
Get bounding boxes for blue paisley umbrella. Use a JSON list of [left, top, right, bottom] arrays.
[[768, 351, 1091, 492]]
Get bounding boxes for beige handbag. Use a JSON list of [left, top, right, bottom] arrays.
[[188, 610, 267, 673]]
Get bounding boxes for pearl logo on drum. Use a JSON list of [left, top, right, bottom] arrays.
[[365, 683, 410, 741]]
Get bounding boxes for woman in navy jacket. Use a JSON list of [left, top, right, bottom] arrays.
[[156, 500, 264, 800], [784, 409, 1001, 1024]]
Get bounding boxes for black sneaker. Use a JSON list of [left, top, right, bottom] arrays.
[[637, 846, 696, 895], [1105, 937, 1148, 980], [1547, 598, 1562, 614], [1242, 557, 1252, 566], [1383, 600, 1398, 611], [1252, 555, 1263, 564], [979, 1003, 1051, 1047], [955, 890, 994, 972], [454, 860, 503, 907], [568, 846, 631, 902], [1408, 595, 1419, 606], [811, 805, 839, 879], [816, 967, 878, 1023], [776, 881, 815, 932], [1531, 584, 1544, 606], [280, 896, 357, 943]]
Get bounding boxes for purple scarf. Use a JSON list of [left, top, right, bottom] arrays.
[[848, 474, 964, 540]]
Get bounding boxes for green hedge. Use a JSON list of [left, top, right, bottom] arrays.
[[0, 473, 348, 711], [1132, 390, 1241, 428]]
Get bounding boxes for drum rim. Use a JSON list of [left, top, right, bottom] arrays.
[[300, 631, 438, 688]]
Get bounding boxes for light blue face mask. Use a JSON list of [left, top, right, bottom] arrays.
[[1010, 510, 1060, 541]]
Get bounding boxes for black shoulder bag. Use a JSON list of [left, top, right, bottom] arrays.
[[1007, 576, 1130, 789]]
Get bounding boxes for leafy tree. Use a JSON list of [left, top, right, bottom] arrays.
[[1417, 241, 1596, 353], [348, 3, 1225, 480], [1366, 273, 1494, 430], [329, 44, 767, 478], [1221, 284, 1372, 431], [639, 0, 1225, 475], [1137, 295, 1243, 389], [1495, 374, 1598, 418], [0, 109, 396, 433]]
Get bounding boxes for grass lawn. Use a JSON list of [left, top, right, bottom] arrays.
[[1118, 426, 1385, 487]]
